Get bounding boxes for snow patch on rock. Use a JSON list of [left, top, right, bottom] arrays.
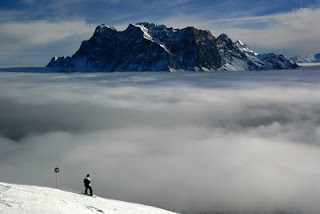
[[134, 24, 153, 41]]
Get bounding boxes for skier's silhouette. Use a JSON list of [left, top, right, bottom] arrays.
[[84, 174, 93, 196]]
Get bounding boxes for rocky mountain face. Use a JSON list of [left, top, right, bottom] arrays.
[[291, 53, 320, 63], [232, 40, 298, 70], [47, 22, 298, 72]]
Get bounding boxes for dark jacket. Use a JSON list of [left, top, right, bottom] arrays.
[[84, 177, 91, 187]]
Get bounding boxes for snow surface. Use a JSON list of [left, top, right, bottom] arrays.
[[0, 182, 177, 214], [133, 24, 153, 41], [134, 24, 170, 53], [234, 40, 258, 56], [220, 58, 251, 71]]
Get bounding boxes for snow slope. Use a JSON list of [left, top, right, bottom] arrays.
[[234, 40, 258, 56], [0, 182, 177, 214]]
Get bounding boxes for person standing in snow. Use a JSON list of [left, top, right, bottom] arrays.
[[84, 174, 93, 196]]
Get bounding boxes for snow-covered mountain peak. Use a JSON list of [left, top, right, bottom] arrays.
[[47, 22, 297, 72], [95, 24, 117, 33], [234, 40, 258, 56], [303, 54, 320, 62], [291, 53, 320, 63], [0, 182, 177, 214], [236, 40, 245, 46]]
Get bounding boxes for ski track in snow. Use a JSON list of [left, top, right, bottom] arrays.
[[0, 184, 12, 208], [0, 182, 177, 214], [87, 206, 105, 213]]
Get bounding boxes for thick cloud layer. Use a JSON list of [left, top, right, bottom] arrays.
[[1, 67, 320, 213]]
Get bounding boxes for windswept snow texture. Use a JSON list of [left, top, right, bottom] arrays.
[[0, 182, 176, 214], [2, 66, 320, 213]]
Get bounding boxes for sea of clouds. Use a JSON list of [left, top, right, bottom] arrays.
[[1, 67, 320, 213]]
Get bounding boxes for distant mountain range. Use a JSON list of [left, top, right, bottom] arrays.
[[47, 22, 298, 72], [291, 54, 320, 63]]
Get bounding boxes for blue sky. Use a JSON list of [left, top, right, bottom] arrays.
[[0, 0, 320, 67]]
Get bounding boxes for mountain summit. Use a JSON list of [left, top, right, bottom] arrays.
[[47, 22, 297, 72], [291, 53, 320, 63]]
